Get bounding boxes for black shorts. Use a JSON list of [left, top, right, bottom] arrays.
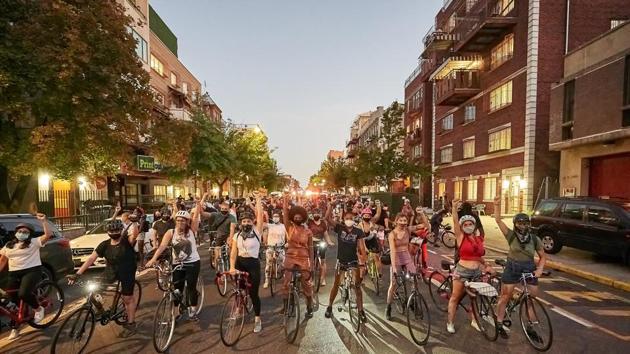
[[116, 269, 137, 296], [313, 240, 327, 259], [501, 259, 538, 285]]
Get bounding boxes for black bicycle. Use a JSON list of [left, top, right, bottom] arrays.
[[336, 262, 362, 333], [404, 269, 431, 346], [313, 241, 327, 293], [210, 240, 230, 297]]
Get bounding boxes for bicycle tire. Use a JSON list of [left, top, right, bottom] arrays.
[[314, 257, 322, 293], [217, 262, 228, 297], [152, 295, 176, 353], [270, 262, 276, 297], [406, 292, 431, 346], [220, 292, 245, 347], [473, 295, 498, 342], [115, 280, 142, 325], [348, 281, 360, 333], [157, 259, 171, 292], [209, 248, 216, 270], [428, 271, 450, 313], [519, 296, 553, 351], [394, 275, 407, 315], [194, 276, 205, 315], [28, 280, 64, 329], [441, 231, 457, 249], [284, 289, 300, 343], [427, 232, 437, 244], [51, 306, 95, 354]]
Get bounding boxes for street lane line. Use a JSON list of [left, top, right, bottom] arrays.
[[591, 310, 630, 317], [550, 307, 595, 328], [428, 249, 437, 255]]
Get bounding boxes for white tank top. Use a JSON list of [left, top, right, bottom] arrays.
[[233, 229, 261, 258], [170, 229, 200, 264]]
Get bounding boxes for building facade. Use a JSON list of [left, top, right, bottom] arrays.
[[549, 22, 630, 200], [327, 150, 345, 161], [409, 0, 630, 215]]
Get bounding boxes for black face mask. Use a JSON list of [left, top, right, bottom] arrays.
[[362, 217, 371, 221], [221, 210, 229, 215], [108, 232, 122, 240], [242, 225, 253, 233], [313, 215, 321, 221]]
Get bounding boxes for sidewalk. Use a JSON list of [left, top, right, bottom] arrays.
[[478, 216, 630, 292]]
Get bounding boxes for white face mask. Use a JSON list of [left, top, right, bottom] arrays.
[[462, 225, 475, 234], [344, 219, 355, 228], [272, 217, 281, 224]]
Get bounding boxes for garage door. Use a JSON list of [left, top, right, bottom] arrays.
[[589, 152, 630, 199]]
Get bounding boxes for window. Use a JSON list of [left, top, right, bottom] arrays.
[[467, 180, 478, 200], [150, 54, 164, 76], [483, 178, 497, 201], [446, 13, 456, 32], [563, 80, 575, 140], [153, 185, 167, 202], [488, 126, 511, 152], [560, 203, 585, 221], [464, 105, 476, 123], [463, 138, 475, 158], [489, 80, 513, 112], [454, 181, 463, 200], [131, 29, 148, 63], [440, 146, 453, 163], [182, 82, 188, 94], [442, 114, 453, 131], [124, 184, 138, 205], [491, 34, 514, 69], [413, 144, 422, 158], [611, 19, 628, 29], [535, 201, 559, 217], [438, 182, 446, 197], [494, 0, 514, 15], [170, 72, 178, 86], [587, 206, 619, 226]]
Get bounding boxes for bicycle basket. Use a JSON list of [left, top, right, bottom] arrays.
[[467, 282, 499, 297]]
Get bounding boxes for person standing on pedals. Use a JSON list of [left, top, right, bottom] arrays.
[[324, 198, 368, 323], [357, 203, 382, 280], [228, 191, 265, 333], [281, 192, 315, 318], [307, 208, 334, 287], [446, 199, 494, 334]]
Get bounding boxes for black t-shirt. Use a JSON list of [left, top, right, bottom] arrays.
[[333, 224, 365, 263], [430, 209, 447, 225], [95, 237, 136, 281], [153, 219, 175, 240], [373, 208, 389, 227]]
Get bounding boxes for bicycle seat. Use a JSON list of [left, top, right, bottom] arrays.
[[494, 259, 507, 267], [440, 260, 453, 271]]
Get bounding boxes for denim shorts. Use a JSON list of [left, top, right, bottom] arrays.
[[501, 259, 538, 285], [454, 264, 482, 282]]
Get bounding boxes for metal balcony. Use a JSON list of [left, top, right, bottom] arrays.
[[421, 26, 459, 58], [170, 107, 192, 121], [435, 69, 481, 106], [453, 0, 517, 53]]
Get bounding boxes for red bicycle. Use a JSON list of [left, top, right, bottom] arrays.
[[0, 280, 64, 333], [410, 232, 433, 284], [218, 271, 253, 347]]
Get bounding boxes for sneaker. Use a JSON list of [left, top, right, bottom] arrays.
[[324, 306, 332, 319], [385, 304, 392, 321], [321, 279, 327, 286], [34, 306, 45, 324], [8, 329, 19, 340], [254, 318, 262, 333], [446, 322, 456, 334], [526, 325, 543, 344], [498, 324, 509, 339], [305, 306, 313, 319], [470, 319, 481, 332], [359, 310, 367, 323], [263, 281, 269, 289], [119, 322, 137, 338]]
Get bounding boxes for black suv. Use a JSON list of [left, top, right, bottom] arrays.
[[531, 197, 630, 265], [0, 214, 74, 288]]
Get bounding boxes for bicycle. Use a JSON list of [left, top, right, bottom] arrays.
[[283, 265, 312, 343], [210, 240, 230, 297], [51, 277, 142, 354], [0, 280, 64, 333], [427, 224, 456, 248], [336, 262, 362, 333], [313, 241, 327, 293], [152, 263, 205, 353], [404, 270, 431, 346], [219, 271, 254, 347], [392, 270, 409, 316], [365, 249, 381, 296], [265, 244, 285, 297], [146, 247, 172, 292], [410, 236, 434, 284], [207, 231, 218, 269], [494, 259, 553, 351]]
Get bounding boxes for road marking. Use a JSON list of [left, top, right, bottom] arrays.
[[546, 291, 629, 304], [550, 307, 595, 328], [428, 249, 437, 255], [592, 310, 630, 317]]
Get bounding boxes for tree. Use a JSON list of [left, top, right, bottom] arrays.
[[0, 0, 157, 212]]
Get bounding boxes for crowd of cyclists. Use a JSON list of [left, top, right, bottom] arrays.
[[0, 189, 550, 351]]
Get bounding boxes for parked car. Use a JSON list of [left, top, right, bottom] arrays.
[[531, 197, 630, 265], [0, 214, 74, 288]]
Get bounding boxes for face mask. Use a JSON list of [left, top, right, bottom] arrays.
[[293, 218, 302, 225], [242, 224, 253, 233], [272, 217, 281, 224], [463, 225, 475, 234], [161, 215, 170, 221], [221, 210, 229, 215], [15, 232, 29, 241], [397, 222, 407, 228], [344, 219, 355, 228], [362, 217, 371, 221], [108, 232, 122, 240], [313, 215, 321, 221], [383, 207, 388, 211]]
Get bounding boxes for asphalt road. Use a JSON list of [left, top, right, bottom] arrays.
[[1, 238, 628, 354]]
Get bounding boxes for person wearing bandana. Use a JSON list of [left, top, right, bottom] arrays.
[[493, 196, 547, 340]]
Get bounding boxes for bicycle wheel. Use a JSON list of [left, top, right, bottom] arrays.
[[28, 280, 64, 329], [519, 296, 553, 351], [275, 261, 284, 280], [216, 262, 228, 297], [473, 295, 498, 342], [115, 280, 142, 325], [427, 232, 437, 244], [406, 292, 431, 346], [394, 276, 408, 315], [220, 292, 245, 347], [194, 276, 205, 315], [157, 259, 171, 292], [269, 262, 276, 297], [441, 231, 457, 249], [284, 289, 300, 343], [153, 295, 176, 353], [348, 282, 361, 333], [314, 257, 322, 293], [51, 307, 96, 354], [209, 248, 216, 270], [429, 271, 451, 313]]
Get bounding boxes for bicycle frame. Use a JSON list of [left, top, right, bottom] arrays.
[[504, 272, 535, 319], [0, 293, 32, 326]]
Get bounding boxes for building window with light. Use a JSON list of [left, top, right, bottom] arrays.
[[463, 137, 475, 158], [150, 54, 164, 76], [440, 145, 453, 163], [438, 182, 446, 197], [489, 80, 512, 112], [442, 114, 453, 132], [483, 178, 497, 201], [413, 144, 422, 158], [467, 179, 478, 200], [464, 104, 476, 123], [454, 181, 463, 200], [491, 34, 514, 70], [170, 72, 178, 86], [488, 126, 511, 152]]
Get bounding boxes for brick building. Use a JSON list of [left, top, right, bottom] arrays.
[[549, 22, 630, 200], [405, 0, 630, 215], [327, 150, 345, 161]]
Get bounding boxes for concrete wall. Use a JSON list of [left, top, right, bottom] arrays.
[[564, 23, 630, 76]]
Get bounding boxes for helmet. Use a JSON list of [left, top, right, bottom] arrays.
[[458, 215, 476, 226], [106, 219, 124, 233], [513, 213, 530, 235], [175, 210, 191, 220], [239, 212, 254, 222], [361, 208, 373, 216]]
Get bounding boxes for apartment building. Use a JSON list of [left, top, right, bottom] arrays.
[[549, 22, 630, 200], [408, 0, 630, 215]]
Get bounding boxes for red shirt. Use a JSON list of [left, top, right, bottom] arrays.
[[459, 234, 485, 261], [307, 220, 328, 241]]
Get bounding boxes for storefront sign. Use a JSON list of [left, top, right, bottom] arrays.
[[137, 155, 156, 171]]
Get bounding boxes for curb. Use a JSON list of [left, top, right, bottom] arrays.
[[484, 245, 630, 293]]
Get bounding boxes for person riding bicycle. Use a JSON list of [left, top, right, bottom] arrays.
[[410, 207, 430, 269], [324, 199, 368, 322], [203, 200, 237, 266], [357, 205, 382, 280], [492, 196, 547, 340], [152, 209, 174, 251], [146, 195, 205, 321], [282, 192, 315, 318], [446, 199, 494, 334], [263, 209, 287, 289], [71, 218, 139, 338], [429, 206, 450, 248], [307, 209, 334, 287], [0, 213, 52, 340], [228, 191, 264, 333]]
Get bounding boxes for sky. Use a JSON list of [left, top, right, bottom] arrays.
[[151, 0, 442, 187]]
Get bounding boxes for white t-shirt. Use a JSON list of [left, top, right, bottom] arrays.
[[266, 223, 287, 246], [170, 229, 200, 264], [233, 229, 261, 258], [0, 237, 44, 271]]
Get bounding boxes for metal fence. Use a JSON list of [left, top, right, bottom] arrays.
[[49, 212, 110, 231], [37, 189, 111, 218]]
